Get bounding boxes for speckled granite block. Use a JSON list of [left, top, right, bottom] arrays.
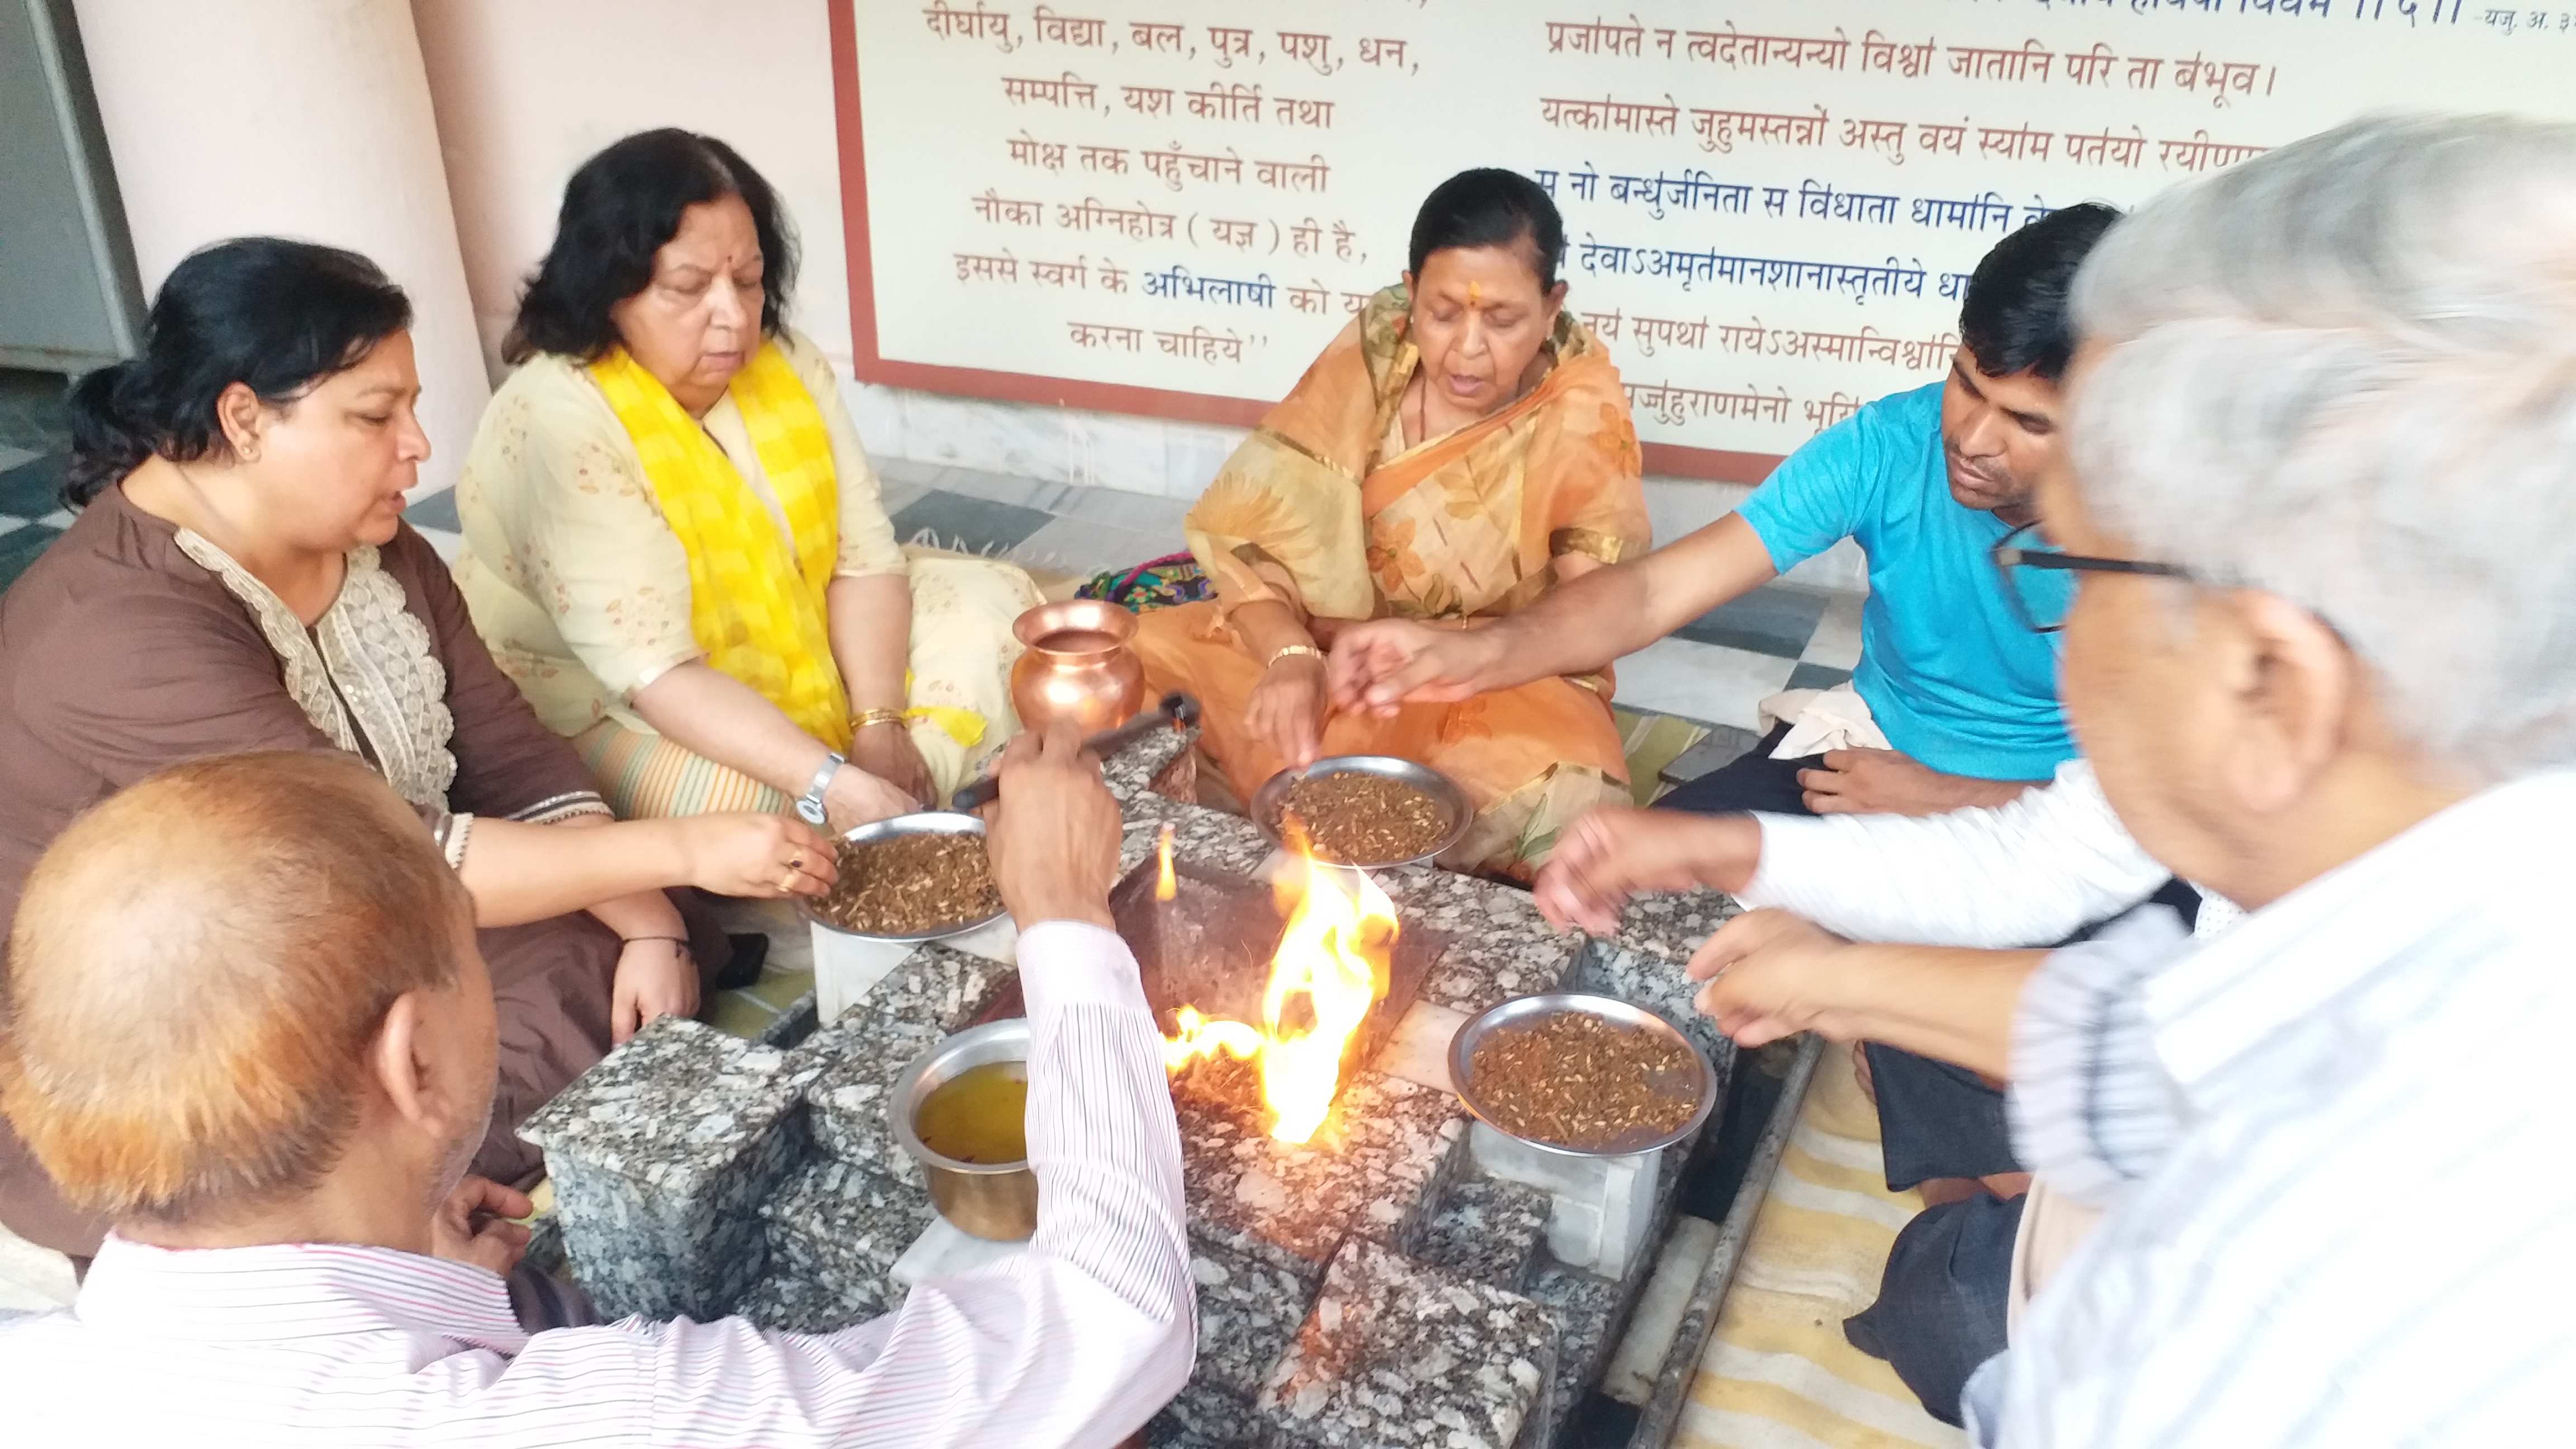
[[1259, 1239, 1556, 1449], [1380, 869, 1583, 1017], [800, 1008, 951, 1186], [760, 1157, 933, 1318], [1121, 789, 1278, 878], [1149, 1404, 1237, 1449], [1174, 1238, 1313, 1442], [1104, 720, 1199, 802], [520, 1016, 816, 1320], [1517, 1265, 1631, 1449], [859, 941, 1017, 1033], [1415, 1176, 1552, 1293], [730, 1263, 885, 1336], [1177, 1067, 1466, 1286], [755, 988, 821, 1049], [1605, 888, 1739, 968], [1566, 937, 1737, 1079]]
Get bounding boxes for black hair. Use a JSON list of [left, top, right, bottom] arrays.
[[504, 129, 797, 364], [1407, 168, 1566, 291], [1958, 202, 2122, 382], [62, 238, 411, 506]]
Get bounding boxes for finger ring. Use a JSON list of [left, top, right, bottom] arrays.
[[788, 856, 804, 871], [778, 865, 801, 892]]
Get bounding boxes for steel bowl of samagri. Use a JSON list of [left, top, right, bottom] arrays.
[[799, 812, 1007, 944], [1449, 993, 1717, 1158], [1250, 755, 1472, 870]]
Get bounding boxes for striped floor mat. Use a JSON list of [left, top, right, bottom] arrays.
[[1676, 1044, 1968, 1449]]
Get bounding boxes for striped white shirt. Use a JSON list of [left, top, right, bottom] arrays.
[[1967, 774, 2576, 1446], [1742, 759, 2242, 949], [0, 920, 1195, 1447]]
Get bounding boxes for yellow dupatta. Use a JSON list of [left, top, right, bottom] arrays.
[[590, 340, 852, 750]]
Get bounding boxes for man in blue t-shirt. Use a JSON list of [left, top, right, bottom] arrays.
[[1332, 204, 2118, 820]]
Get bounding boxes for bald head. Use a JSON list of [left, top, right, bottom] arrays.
[[1, 752, 473, 1225]]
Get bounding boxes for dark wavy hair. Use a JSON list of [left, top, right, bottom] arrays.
[[1959, 202, 2122, 382], [503, 129, 797, 364], [1408, 168, 1566, 291], [62, 239, 410, 508]]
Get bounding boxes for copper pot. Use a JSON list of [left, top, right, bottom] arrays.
[[1009, 599, 1146, 735]]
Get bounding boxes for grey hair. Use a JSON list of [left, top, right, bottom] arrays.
[[2070, 113, 2576, 782]]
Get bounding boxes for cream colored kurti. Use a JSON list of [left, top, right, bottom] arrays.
[[453, 329, 1036, 806]]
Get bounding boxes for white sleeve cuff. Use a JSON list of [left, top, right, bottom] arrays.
[[1015, 920, 1153, 1020]]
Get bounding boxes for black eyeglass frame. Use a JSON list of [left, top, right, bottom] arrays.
[[1989, 522, 2191, 634]]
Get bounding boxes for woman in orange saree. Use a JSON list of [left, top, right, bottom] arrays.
[[1134, 169, 1650, 878]]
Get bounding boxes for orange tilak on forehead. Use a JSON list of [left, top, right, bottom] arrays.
[[1467, 281, 1482, 306]]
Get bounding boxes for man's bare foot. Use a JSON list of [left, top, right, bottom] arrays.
[[1914, 1177, 1983, 1208]]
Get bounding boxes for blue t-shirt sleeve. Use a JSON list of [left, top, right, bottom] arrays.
[[1734, 399, 1892, 574]]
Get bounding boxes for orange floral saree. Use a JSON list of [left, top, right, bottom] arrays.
[[1134, 286, 1650, 876]]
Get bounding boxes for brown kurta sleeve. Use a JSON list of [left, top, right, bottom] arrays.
[[378, 524, 608, 824]]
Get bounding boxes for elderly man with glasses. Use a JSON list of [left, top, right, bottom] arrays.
[[1587, 115, 2576, 1443]]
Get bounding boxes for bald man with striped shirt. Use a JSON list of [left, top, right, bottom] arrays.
[[0, 730, 1193, 1446]]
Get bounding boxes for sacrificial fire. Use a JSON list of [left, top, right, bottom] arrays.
[[1161, 837, 1397, 1144]]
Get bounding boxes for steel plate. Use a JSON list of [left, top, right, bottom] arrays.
[[1248, 755, 1473, 869], [800, 811, 1008, 943], [1447, 992, 1718, 1158]]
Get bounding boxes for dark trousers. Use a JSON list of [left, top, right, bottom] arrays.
[[1658, 723, 2202, 1424], [1655, 721, 1814, 816]]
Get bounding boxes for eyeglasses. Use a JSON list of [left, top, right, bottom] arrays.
[[1990, 522, 2191, 633]]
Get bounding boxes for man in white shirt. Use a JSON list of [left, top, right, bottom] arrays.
[[0, 729, 1193, 1446], [1574, 114, 2576, 1444]]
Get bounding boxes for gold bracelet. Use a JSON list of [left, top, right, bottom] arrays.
[[1266, 643, 1324, 669], [851, 708, 908, 731]]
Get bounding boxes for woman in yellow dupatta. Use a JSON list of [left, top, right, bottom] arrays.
[[1134, 169, 1650, 878], [456, 131, 1037, 834]]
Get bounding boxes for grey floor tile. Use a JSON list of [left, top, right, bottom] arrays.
[[1672, 583, 1829, 659], [875, 480, 930, 519], [931, 465, 1074, 514], [0, 370, 71, 454], [404, 486, 462, 532], [1611, 637, 1797, 732], [1005, 515, 1166, 579], [1801, 590, 1865, 670], [0, 524, 64, 593], [1785, 661, 1853, 693], [873, 456, 946, 490], [889, 489, 1056, 555], [0, 453, 67, 519], [1052, 485, 1195, 543], [1661, 724, 1763, 783]]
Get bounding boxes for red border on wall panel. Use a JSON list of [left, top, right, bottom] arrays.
[[827, 2, 1785, 485]]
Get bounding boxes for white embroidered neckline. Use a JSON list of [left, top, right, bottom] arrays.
[[173, 531, 458, 808]]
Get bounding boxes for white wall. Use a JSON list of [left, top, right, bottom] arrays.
[[77, 0, 487, 494], [411, 0, 855, 376], [398, 0, 1847, 585]]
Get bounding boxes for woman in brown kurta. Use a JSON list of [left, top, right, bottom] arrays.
[[0, 239, 838, 1258]]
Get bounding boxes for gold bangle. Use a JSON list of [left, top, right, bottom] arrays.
[[1266, 643, 1323, 669], [851, 708, 908, 731]]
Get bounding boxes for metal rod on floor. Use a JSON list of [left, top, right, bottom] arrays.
[[1629, 1033, 1827, 1449]]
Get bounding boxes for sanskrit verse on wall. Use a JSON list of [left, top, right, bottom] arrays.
[[848, 0, 2576, 476]]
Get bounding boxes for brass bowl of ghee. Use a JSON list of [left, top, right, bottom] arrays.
[[891, 1019, 1038, 1240]]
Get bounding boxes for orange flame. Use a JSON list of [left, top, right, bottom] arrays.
[[1154, 822, 1177, 902], [1161, 840, 1396, 1144]]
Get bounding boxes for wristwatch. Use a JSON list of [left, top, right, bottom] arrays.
[[796, 751, 845, 827]]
